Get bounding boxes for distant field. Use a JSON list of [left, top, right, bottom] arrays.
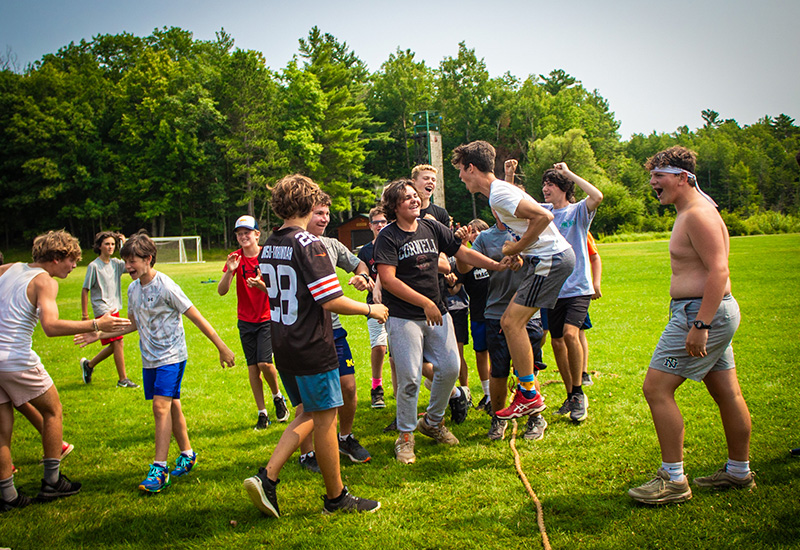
[[2, 234, 798, 550]]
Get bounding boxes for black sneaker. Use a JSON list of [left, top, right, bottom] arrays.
[[582, 372, 594, 386], [382, 418, 398, 432], [370, 386, 386, 409], [475, 394, 492, 414], [254, 412, 270, 430], [243, 468, 280, 518], [116, 378, 139, 388], [80, 358, 93, 384], [299, 452, 321, 474], [449, 386, 471, 424], [273, 395, 290, 422], [37, 473, 81, 502], [339, 434, 371, 463], [0, 491, 32, 513], [322, 486, 380, 514]]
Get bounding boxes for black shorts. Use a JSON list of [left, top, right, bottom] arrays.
[[238, 320, 273, 366], [486, 318, 545, 379], [450, 308, 469, 345], [548, 295, 592, 339]]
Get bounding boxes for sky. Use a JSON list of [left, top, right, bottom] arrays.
[[1, 0, 798, 139]]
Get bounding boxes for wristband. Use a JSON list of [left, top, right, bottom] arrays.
[[92, 319, 99, 332], [360, 273, 370, 282], [366, 304, 371, 318]]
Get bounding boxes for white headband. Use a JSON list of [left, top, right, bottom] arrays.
[[650, 166, 718, 207]]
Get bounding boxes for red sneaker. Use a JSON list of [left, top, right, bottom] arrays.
[[495, 390, 546, 419]]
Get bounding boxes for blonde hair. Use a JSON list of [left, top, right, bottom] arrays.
[[411, 164, 437, 180], [32, 230, 82, 263]]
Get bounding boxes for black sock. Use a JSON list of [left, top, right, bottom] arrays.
[[572, 385, 583, 395]]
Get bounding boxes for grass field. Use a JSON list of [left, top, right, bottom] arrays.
[[2, 234, 799, 550]]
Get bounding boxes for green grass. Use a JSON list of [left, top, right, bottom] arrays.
[[3, 234, 799, 549]]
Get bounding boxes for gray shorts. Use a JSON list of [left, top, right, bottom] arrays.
[[649, 295, 740, 382], [513, 248, 575, 310]]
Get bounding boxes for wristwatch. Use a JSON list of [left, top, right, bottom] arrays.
[[692, 320, 712, 330]]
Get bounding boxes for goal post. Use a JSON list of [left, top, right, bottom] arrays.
[[151, 236, 203, 264]]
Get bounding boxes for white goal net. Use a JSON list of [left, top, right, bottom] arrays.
[[152, 236, 203, 264]]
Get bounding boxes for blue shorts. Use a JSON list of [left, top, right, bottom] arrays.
[[279, 368, 343, 413], [582, 311, 592, 330], [143, 361, 187, 400], [541, 308, 549, 331], [471, 320, 487, 352], [334, 327, 355, 377]]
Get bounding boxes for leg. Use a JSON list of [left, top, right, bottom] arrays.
[[310, 408, 344, 499], [109, 339, 128, 381], [387, 318, 425, 434], [170, 398, 191, 452], [152, 396, 174, 463], [259, 362, 280, 396], [0, 403, 14, 480], [500, 302, 537, 379], [423, 317, 460, 425], [551, 337, 571, 394], [642, 369, 686, 463], [562, 324, 584, 390], [88, 344, 114, 369], [370, 346, 386, 380], [457, 342, 468, 387], [298, 403, 314, 455], [389, 357, 397, 396], [28, 385, 62, 460], [15, 401, 44, 434], [490, 377, 508, 413], [703, 369, 751, 461], [476, 350, 490, 385], [580, 329, 589, 375], [338, 373, 357, 436], [266, 408, 315, 481], [248, 364, 267, 411]]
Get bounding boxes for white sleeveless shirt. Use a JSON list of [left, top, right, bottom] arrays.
[[0, 263, 46, 372]]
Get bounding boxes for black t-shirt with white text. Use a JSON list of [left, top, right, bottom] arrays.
[[373, 218, 461, 320], [357, 240, 377, 305]]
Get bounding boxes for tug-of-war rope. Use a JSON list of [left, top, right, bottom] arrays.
[[509, 419, 552, 550]]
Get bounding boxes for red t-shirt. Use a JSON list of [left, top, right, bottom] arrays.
[[222, 249, 271, 323], [587, 231, 598, 257]]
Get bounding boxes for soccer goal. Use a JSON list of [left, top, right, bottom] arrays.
[[152, 236, 204, 264]]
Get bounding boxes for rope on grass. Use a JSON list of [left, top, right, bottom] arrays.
[[510, 419, 551, 550]]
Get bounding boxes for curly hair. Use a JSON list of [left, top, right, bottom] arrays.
[[381, 179, 415, 222], [120, 231, 157, 267], [270, 174, 320, 221], [541, 169, 575, 202], [92, 231, 120, 255], [32, 230, 82, 263], [451, 141, 495, 173], [645, 146, 697, 174], [315, 191, 332, 208], [368, 205, 385, 222]]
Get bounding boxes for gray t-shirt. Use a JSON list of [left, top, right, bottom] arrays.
[[319, 236, 361, 330], [83, 257, 126, 316], [472, 225, 540, 321], [543, 198, 595, 298], [128, 271, 193, 369]]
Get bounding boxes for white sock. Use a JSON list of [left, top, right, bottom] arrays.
[[661, 461, 685, 482], [481, 379, 490, 396], [726, 459, 750, 478], [154, 460, 167, 469], [451, 387, 462, 399], [272, 392, 282, 399], [181, 449, 193, 457], [258, 409, 267, 416], [338, 433, 351, 441]]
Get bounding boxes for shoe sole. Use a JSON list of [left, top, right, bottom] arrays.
[[371, 401, 386, 409], [396, 455, 416, 464], [138, 481, 171, 494], [275, 413, 290, 422], [37, 487, 82, 501], [323, 501, 381, 514], [629, 490, 692, 505], [693, 479, 756, 490], [495, 403, 547, 420], [340, 449, 372, 464], [40, 443, 74, 464], [243, 477, 279, 517]]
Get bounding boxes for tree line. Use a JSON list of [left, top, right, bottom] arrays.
[[2, 26, 798, 249]]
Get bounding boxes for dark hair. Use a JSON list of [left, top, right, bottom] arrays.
[[120, 231, 157, 267], [93, 231, 119, 255], [381, 179, 415, 222], [451, 140, 496, 173], [315, 191, 332, 208], [270, 174, 320, 220], [645, 146, 697, 174], [32, 230, 82, 263], [368, 205, 385, 222], [541, 169, 575, 202]]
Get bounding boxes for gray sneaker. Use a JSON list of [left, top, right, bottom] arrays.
[[628, 468, 692, 505], [323, 486, 380, 514], [569, 393, 588, 422], [553, 398, 570, 416], [370, 386, 386, 409], [417, 414, 459, 445], [582, 372, 593, 386], [487, 416, 508, 441], [693, 467, 756, 489], [116, 378, 139, 388], [395, 432, 416, 464], [523, 414, 548, 441]]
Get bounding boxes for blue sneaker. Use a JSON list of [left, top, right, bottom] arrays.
[[171, 452, 197, 477], [139, 464, 170, 493]]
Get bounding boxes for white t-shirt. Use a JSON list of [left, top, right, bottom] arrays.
[[489, 180, 571, 257], [83, 257, 126, 316], [127, 271, 193, 369], [319, 236, 361, 330]]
